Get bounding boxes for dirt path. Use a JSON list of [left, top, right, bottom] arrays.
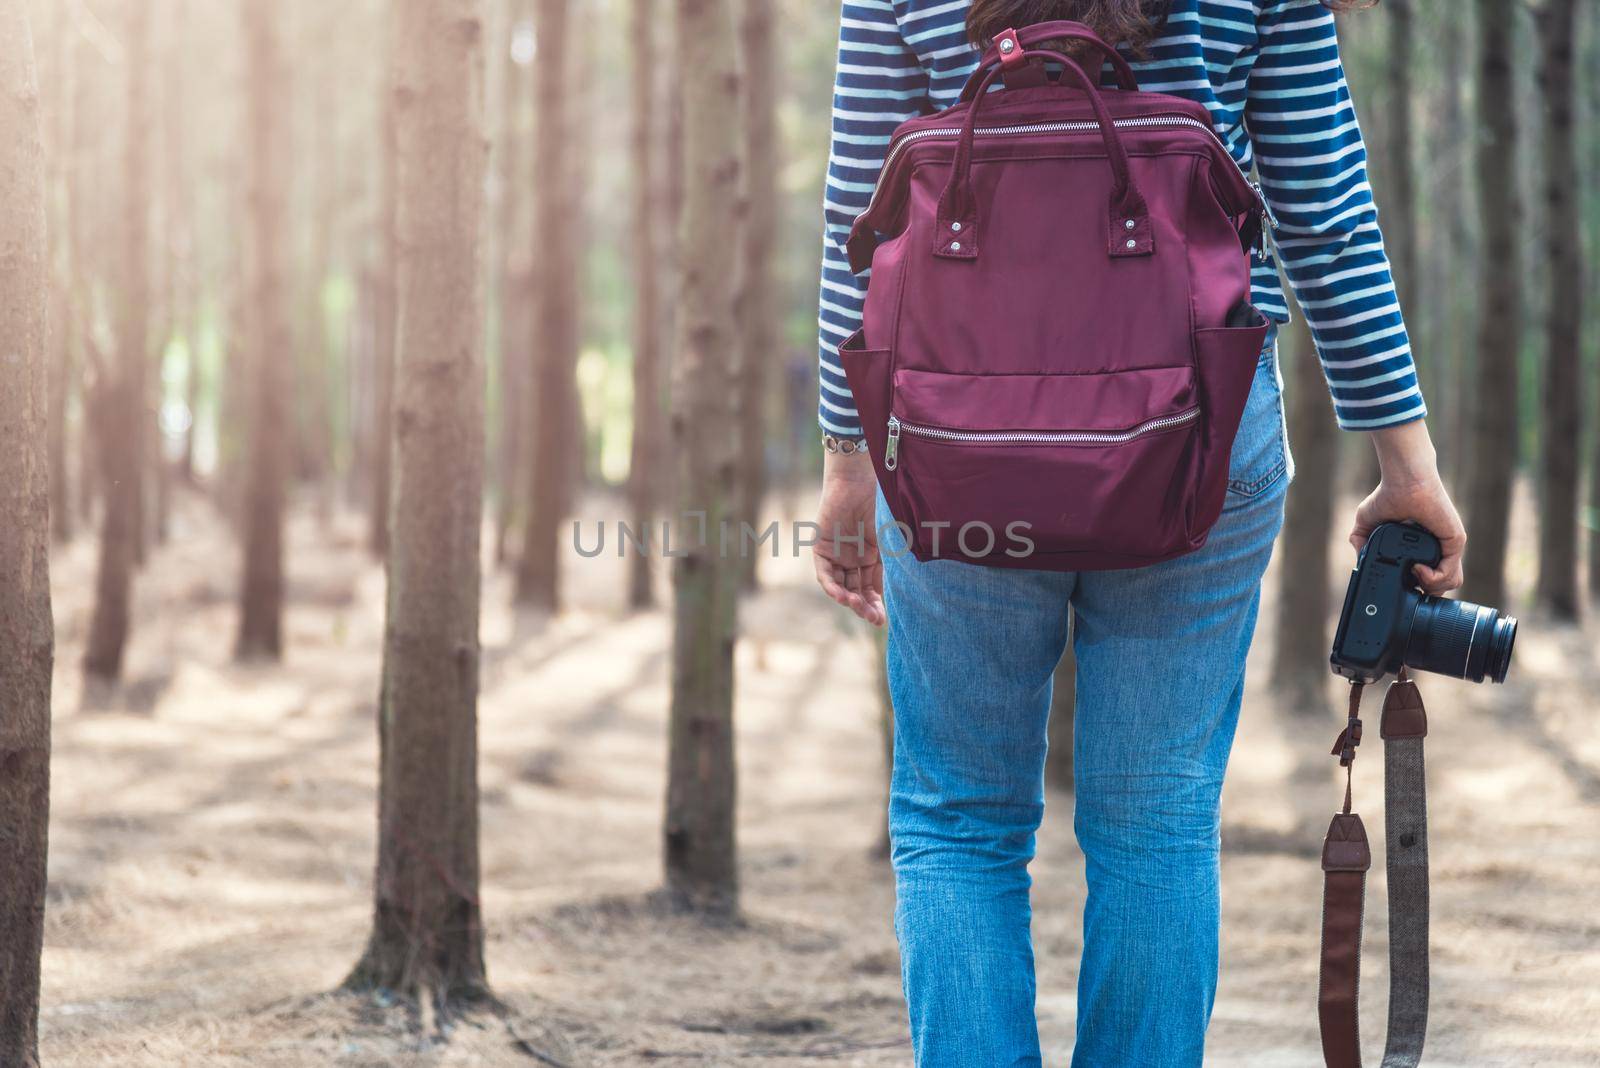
[[38, 492, 1600, 1066]]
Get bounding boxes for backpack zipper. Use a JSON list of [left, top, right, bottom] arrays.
[[1250, 178, 1279, 254], [860, 115, 1272, 236], [883, 407, 1199, 471]]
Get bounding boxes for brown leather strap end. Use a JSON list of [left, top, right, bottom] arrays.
[[1330, 717, 1363, 764], [1322, 812, 1371, 872], [1380, 676, 1428, 739], [1320, 864, 1367, 1068]]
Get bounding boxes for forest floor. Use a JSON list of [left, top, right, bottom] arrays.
[[37, 487, 1600, 1067]]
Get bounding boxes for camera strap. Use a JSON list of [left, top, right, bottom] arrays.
[[1319, 670, 1430, 1068]]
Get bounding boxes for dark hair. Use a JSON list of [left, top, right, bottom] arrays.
[[966, 0, 1375, 57]]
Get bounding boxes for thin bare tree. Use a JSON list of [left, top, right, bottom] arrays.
[[179, 23, 203, 488], [296, 3, 341, 516], [662, 0, 743, 918], [516, 0, 581, 609], [1534, 0, 1582, 619], [1426, 5, 1471, 478], [735, 0, 778, 591], [43, 0, 73, 545], [1273, 310, 1340, 706], [1385, 0, 1419, 382], [627, 0, 664, 609], [154, 0, 189, 544], [1588, 6, 1600, 604], [83, 0, 152, 685], [369, 12, 400, 559], [67, 4, 99, 528], [235, 0, 292, 660], [1462, 0, 1521, 610], [346, 0, 491, 1011], [0, 4, 54, 1060], [493, 0, 529, 566]]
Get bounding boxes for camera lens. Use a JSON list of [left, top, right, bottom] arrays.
[[1404, 594, 1517, 684]]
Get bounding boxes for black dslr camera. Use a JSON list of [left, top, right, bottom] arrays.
[[1330, 521, 1517, 685]]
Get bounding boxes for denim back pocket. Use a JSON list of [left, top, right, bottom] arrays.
[[1225, 329, 1290, 502]]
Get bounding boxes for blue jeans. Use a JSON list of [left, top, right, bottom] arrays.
[[879, 331, 1291, 1067]]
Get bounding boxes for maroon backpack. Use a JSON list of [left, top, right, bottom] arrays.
[[841, 21, 1271, 571]]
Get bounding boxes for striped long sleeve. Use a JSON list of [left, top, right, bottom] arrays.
[[1249, 1, 1425, 428], [817, 1, 929, 439]]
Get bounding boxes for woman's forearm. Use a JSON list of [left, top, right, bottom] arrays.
[[1369, 419, 1440, 486]]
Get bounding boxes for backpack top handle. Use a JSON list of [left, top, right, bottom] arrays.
[[935, 44, 1153, 264], [960, 19, 1141, 101]]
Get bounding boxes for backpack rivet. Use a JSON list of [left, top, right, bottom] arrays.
[[999, 38, 1015, 54], [1125, 238, 1137, 249], [1124, 218, 1137, 231], [951, 221, 962, 232], [950, 241, 962, 251]]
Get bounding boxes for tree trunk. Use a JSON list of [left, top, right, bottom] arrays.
[[1045, 610, 1075, 790], [347, 0, 490, 1011], [1386, 0, 1419, 385], [1429, 7, 1471, 480], [170, 0, 200, 488], [128, 0, 152, 570], [0, 6, 54, 1060], [47, 260, 72, 545], [154, 0, 188, 545], [369, 15, 400, 559], [180, 333, 202, 481], [297, 6, 338, 518], [68, 16, 97, 529], [44, 0, 72, 545], [1463, 0, 1521, 611], [348, 270, 377, 506], [235, 0, 291, 661], [217, 241, 251, 526], [515, 0, 581, 610], [498, 262, 533, 565], [627, 0, 663, 609], [1534, 0, 1582, 620], [1273, 310, 1341, 707], [493, 0, 528, 567], [567, 25, 595, 499], [1588, 9, 1600, 604], [658, 20, 685, 510], [662, 0, 742, 919], [735, 0, 777, 592], [84, 0, 152, 685]]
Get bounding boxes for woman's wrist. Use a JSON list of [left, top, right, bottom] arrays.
[[1368, 419, 1439, 487], [824, 447, 877, 484]]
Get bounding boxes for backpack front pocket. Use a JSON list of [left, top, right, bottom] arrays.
[[884, 365, 1203, 564]]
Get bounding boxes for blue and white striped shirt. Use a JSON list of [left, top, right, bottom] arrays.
[[817, 0, 1427, 437]]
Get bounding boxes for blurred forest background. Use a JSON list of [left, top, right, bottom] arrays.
[[2, 1, 1600, 1065]]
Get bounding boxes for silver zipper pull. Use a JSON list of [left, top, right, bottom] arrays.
[[1250, 179, 1279, 257], [1250, 179, 1278, 228], [885, 416, 901, 471]]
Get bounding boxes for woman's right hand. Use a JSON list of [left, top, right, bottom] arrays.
[[1349, 419, 1466, 596], [811, 450, 886, 627]]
